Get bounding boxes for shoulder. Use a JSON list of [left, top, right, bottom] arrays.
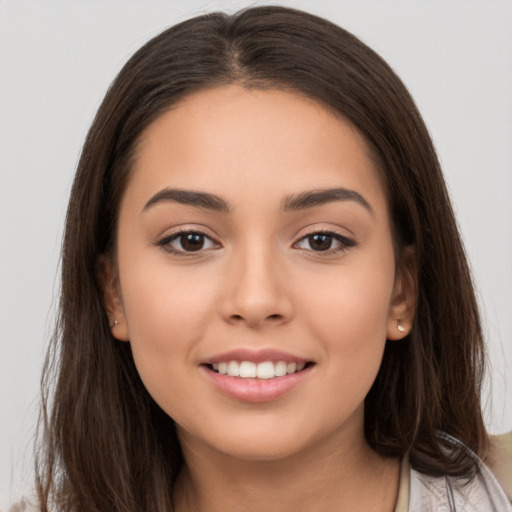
[[408, 433, 512, 512], [487, 431, 512, 501], [410, 463, 512, 511]]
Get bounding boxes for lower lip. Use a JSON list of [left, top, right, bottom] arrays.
[[201, 365, 313, 403]]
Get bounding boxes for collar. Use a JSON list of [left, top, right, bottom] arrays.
[[394, 455, 410, 512]]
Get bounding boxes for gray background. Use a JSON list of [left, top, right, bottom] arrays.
[[1, 0, 511, 508]]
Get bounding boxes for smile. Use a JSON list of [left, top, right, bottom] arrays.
[[208, 360, 307, 379], [201, 350, 315, 402]]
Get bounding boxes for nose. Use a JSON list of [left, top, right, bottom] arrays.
[[220, 245, 293, 329]]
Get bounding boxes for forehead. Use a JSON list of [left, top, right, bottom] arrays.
[[125, 85, 387, 214]]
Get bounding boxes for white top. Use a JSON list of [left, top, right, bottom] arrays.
[[395, 455, 512, 512]]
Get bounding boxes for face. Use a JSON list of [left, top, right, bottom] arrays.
[[104, 85, 413, 461]]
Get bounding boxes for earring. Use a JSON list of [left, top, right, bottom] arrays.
[[397, 322, 405, 333], [110, 319, 119, 328]]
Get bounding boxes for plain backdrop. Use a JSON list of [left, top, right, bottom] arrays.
[[1, 0, 511, 508]]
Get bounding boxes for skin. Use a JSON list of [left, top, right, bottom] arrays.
[[103, 85, 415, 512]]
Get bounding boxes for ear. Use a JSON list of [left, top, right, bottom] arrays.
[[386, 246, 417, 340], [97, 256, 130, 341]]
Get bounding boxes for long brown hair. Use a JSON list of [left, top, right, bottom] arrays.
[[37, 6, 488, 511]]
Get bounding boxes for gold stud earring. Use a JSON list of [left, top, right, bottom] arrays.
[[397, 322, 405, 333], [110, 319, 119, 328]]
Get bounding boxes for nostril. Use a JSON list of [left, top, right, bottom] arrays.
[[229, 313, 282, 322]]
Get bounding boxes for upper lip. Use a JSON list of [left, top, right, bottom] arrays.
[[203, 348, 310, 365]]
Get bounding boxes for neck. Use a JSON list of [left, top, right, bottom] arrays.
[[173, 428, 399, 512]]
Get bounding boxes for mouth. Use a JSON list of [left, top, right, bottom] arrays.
[[203, 360, 315, 379], [200, 349, 315, 402]]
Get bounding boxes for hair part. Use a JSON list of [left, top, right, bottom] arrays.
[[37, 6, 488, 511]]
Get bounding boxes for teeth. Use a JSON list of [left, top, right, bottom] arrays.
[[211, 360, 308, 379], [274, 361, 287, 377], [287, 362, 297, 374], [239, 361, 257, 378], [227, 361, 239, 377], [257, 361, 275, 379]]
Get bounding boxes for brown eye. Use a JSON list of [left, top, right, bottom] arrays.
[[158, 231, 218, 254], [307, 234, 334, 251], [179, 233, 206, 251], [296, 231, 355, 253]]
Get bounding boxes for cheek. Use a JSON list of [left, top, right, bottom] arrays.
[[121, 250, 218, 328], [300, 253, 395, 382], [118, 257, 218, 385], [305, 262, 393, 339], [119, 270, 219, 423]]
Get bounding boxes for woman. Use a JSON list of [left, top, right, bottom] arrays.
[[25, 6, 511, 512]]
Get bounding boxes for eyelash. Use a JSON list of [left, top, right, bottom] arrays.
[[155, 229, 356, 257], [156, 229, 219, 256], [294, 230, 356, 255]]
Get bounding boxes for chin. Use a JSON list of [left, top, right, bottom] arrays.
[[185, 417, 331, 463], [213, 436, 309, 462]]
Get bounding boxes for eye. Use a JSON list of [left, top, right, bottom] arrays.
[[157, 230, 218, 255], [295, 231, 355, 253]]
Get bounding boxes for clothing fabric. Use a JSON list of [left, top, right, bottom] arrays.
[[395, 455, 512, 512], [491, 431, 512, 497], [395, 433, 512, 512]]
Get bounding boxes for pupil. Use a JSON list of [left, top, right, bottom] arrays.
[[181, 233, 204, 251], [310, 234, 332, 251]]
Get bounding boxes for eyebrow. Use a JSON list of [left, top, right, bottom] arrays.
[[142, 187, 373, 215], [281, 188, 373, 215], [142, 188, 231, 213]]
